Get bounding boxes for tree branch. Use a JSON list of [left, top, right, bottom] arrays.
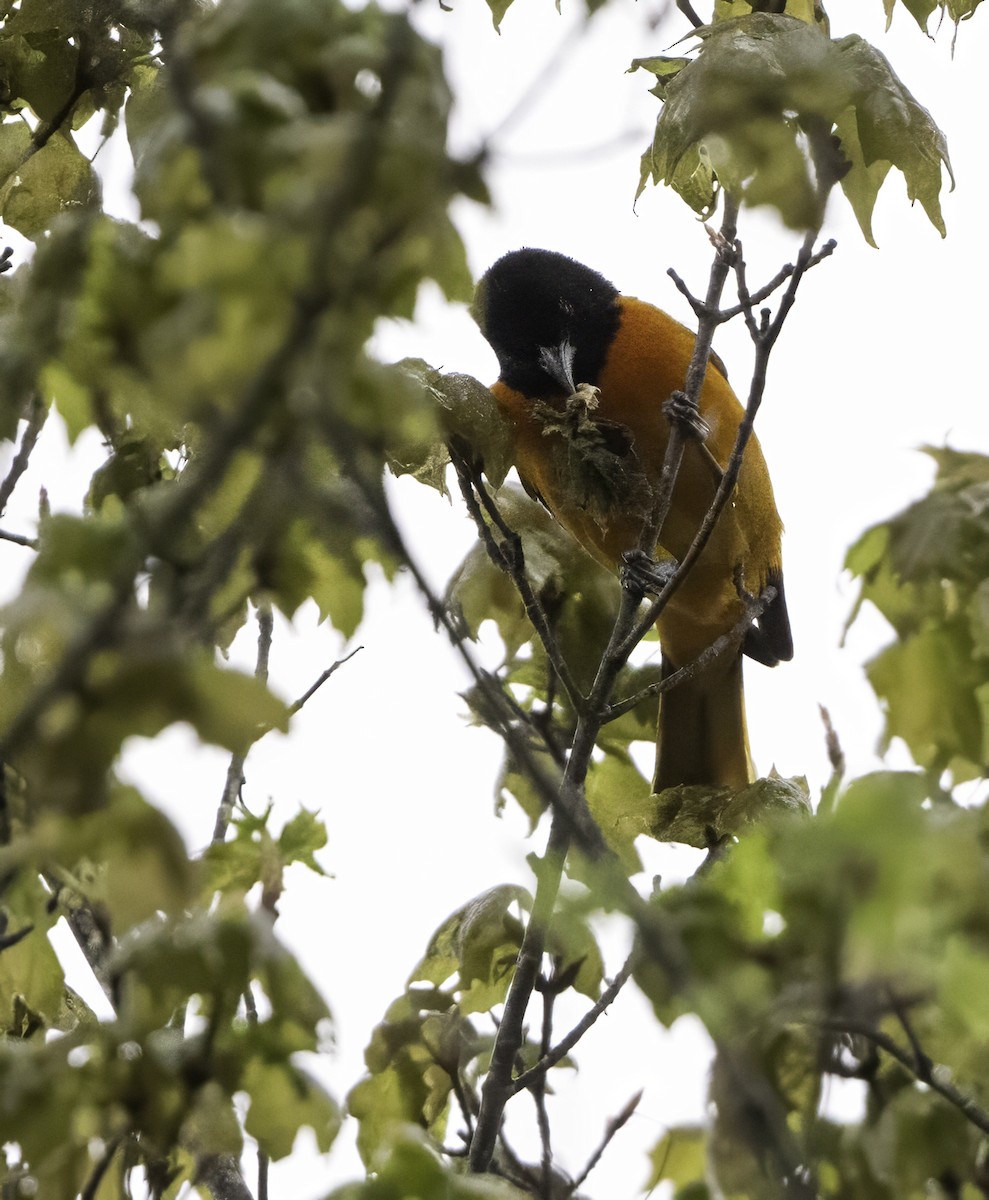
[[196, 1155, 256, 1200], [568, 1089, 642, 1195], [819, 1015, 989, 1137], [0, 527, 37, 549], [468, 186, 837, 1172]]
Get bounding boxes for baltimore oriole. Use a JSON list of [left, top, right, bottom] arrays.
[[472, 248, 791, 791]]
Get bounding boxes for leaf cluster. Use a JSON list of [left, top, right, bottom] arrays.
[[633, 8, 954, 241], [348, 884, 604, 1172], [847, 448, 989, 783]]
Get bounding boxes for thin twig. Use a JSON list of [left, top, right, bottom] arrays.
[[622, 229, 833, 658], [0, 394, 47, 518], [676, 0, 705, 28], [637, 196, 740, 571], [290, 647, 363, 714], [604, 586, 775, 722], [535, 983, 554, 1195], [80, 1136, 123, 1200], [243, 986, 270, 1200], [449, 443, 584, 714], [668, 238, 836, 327], [0, 527, 37, 549], [887, 989, 934, 1078], [567, 1090, 643, 1195], [212, 602, 273, 844], [819, 1016, 989, 1136], [512, 953, 635, 1094]]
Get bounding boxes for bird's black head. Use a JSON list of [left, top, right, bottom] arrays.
[[472, 248, 622, 398]]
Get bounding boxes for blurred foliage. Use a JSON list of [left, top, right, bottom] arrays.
[[0, 0, 480, 1192], [638, 768, 989, 1198]]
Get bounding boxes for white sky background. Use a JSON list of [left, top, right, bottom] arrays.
[[1, 0, 988, 1195]]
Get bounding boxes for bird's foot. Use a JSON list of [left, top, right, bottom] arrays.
[[620, 549, 677, 597], [663, 390, 710, 442]]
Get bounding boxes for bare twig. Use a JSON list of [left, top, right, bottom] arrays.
[[449, 443, 584, 714], [676, 0, 705, 28], [243, 986, 270, 1200], [669, 238, 836, 326], [46, 873, 115, 1002], [819, 705, 845, 778], [622, 228, 833, 658], [0, 394, 47, 518], [0, 527, 37, 549], [289, 646, 363, 714], [819, 1016, 989, 1136], [888, 989, 934, 1079], [568, 1090, 643, 1195], [80, 1136, 123, 1200], [535, 985, 554, 1196], [605, 585, 776, 722], [637, 196, 741, 572], [213, 602, 273, 843], [512, 953, 635, 1094]]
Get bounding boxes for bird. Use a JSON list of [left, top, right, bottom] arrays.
[[471, 247, 792, 791]]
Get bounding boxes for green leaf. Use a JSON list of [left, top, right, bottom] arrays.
[[54, 784, 195, 932], [393, 360, 515, 493], [484, 0, 514, 32], [277, 808, 328, 875], [326, 1129, 527, 1198], [834, 34, 953, 238], [243, 1058, 341, 1159], [860, 1088, 976, 1194], [546, 903, 604, 999], [584, 752, 653, 873], [654, 775, 812, 849], [867, 626, 984, 779], [0, 131, 99, 239], [0, 873, 65, 1034], [634, 14, 952, 236], [847, 451, 989, 780], [349, 992, 462, 1166], [203, 805, 327, 905], [179, 1081, 244, 1158], [411, 885, 529, 1014], [645, 1125, 707, 1192], [832, 104, 891, 248]]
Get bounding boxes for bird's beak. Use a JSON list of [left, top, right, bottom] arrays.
[[538, 339, 577, 395]]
